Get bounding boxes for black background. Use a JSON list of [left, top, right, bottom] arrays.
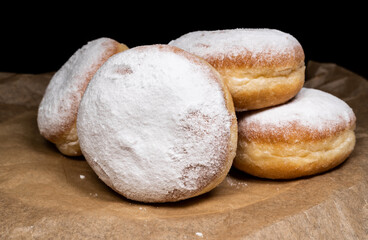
[[1, 5, 366, 79]]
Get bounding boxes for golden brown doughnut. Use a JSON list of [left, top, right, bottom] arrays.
[[37, 38, 128, 156], [234, 88, 356, 179], [169, 28, 305, 111]]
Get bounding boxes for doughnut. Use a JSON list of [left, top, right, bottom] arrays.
[[234, 88, 356, 179], [37, 37, 128, 156], [77, 44, 238, 202], [169, 28, 305, 111]]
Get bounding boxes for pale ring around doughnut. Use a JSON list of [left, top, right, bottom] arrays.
[[77, 44, 238, 202], [234, 88, 356, 179]]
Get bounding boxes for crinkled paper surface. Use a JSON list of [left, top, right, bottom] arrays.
[[0, 62, 367, 239]]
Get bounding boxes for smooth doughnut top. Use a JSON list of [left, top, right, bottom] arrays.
[[169, 28, 304, 69], [77, 45, 234, 202], [238, 88, 356, 142], [38, 37, 124, 142]]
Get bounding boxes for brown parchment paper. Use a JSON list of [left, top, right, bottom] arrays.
[[0, 62, 367, 239]]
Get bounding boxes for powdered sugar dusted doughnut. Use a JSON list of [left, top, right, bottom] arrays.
[[234, 88, 356, 179], [77, 45, 237, 202], [169, 29, 305, 111], [37, 37, 128, 156]]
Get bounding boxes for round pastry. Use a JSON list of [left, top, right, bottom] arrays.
[[77, 44, 237, 203], [37, 37, 128, 156], [169, 28, 305, 111], [234, 88, 356, 179]]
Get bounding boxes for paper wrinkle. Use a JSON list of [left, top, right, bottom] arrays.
[[1, 61, 368, 239]]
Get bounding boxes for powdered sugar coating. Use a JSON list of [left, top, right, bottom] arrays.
[[77, 45, 234, 202], [169, 28, 303, 68], [37, 37, 121, 141], [238, 88, 356, 141]]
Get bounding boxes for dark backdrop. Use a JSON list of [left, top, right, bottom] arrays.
[[1, 6, 366, 79]]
